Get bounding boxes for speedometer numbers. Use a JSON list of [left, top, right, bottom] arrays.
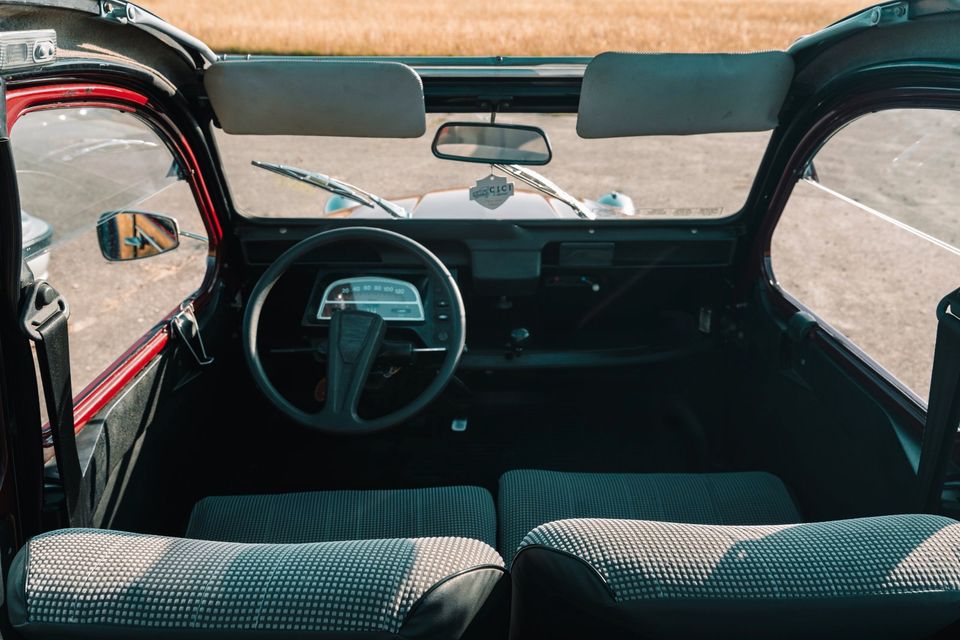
[[318, 277, 425, 322]]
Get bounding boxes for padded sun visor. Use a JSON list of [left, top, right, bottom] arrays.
[[577, 51, 795, 138], [205, 60, 426, 137]]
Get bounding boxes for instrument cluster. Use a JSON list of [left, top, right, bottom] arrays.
[[317, 276, 425, 322]]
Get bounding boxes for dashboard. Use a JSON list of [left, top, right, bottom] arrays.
[[239, 222, 742, 421], [243, 222, 738, 371]]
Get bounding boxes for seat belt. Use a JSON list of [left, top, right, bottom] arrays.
[[19, 280, 87, 526], [917, 288, 960, 514]]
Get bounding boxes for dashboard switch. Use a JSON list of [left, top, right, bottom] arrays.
[[510, 327, 531, 346]]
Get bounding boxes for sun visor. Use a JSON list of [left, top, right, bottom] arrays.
[[577, 51, 795, 138], [205, 60, 426, 137]]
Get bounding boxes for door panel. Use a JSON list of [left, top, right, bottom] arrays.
[[5, 82, 223, 434], [727, 292, 920, 521], [740, 72, 960, 519], [1, 79, 224, 535], [771, 107, 960, 404]]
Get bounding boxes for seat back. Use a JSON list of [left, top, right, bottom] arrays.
[[8, 529, 506, 640], [498, 470, 802, 563], [510, 515, 960, 639]]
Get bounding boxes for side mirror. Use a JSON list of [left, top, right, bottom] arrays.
[[431, 122, 552, 166], [96, 211, 180, 262]]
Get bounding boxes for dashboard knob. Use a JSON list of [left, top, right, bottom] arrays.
[[510, 327, 531, 345]]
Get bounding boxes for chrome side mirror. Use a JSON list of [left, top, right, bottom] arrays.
[[96, 211, 180, 262]]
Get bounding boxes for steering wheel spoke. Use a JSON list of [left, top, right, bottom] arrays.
[[321, 310, 386, 420]]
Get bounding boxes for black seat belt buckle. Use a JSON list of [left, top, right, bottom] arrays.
[[20, 281, 69, 342]]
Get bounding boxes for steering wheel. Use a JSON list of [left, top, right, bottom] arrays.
[[243, 227, 465, 434]]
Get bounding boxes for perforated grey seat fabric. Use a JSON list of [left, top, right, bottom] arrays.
[[511, 515, 960, 640], [498, 470, 800, 562], [187, 486, 496, 547], [8, 528, 506, 640]]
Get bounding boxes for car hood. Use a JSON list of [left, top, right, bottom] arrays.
[[330, 187, 580, 220], [21, 210, 52, 246]]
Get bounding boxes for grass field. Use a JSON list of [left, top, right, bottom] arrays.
[[139, 0, 870, 56]]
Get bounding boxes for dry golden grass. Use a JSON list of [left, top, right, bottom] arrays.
[[138, 0, 870, 56]]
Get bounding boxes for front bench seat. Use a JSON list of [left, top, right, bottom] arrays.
[[186, 486, 497, 547], [7, 486, 506, 639], [8, 528, 506, 640], [498, 470, 801, 562], [510, 515, 960, 639]]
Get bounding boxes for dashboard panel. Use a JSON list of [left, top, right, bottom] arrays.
[[244, 221, 739, 371]]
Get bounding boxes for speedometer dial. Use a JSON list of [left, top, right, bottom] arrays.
[[318, 277, 425, 321]]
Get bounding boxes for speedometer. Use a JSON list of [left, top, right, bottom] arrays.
[[318, 277, 425, 321]]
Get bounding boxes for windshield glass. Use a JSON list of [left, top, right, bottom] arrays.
[[217, 113, 770, 220]]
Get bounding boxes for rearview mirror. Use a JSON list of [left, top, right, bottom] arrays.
[[432, 122, 552, 166], [96, 211, 180, 262]]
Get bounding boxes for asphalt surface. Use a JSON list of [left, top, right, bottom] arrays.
[[12, 109, 960, 402]]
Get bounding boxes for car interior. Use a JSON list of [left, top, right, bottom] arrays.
[[2, 1, 960, 640]]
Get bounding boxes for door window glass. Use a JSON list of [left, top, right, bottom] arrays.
[[12, 107, 210, 393], [772, 108, 960, 402]]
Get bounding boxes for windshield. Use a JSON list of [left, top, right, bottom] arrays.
[[216, 113, 770, 220]]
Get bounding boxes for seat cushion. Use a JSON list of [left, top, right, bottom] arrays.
[[187, 485, 496, 547], [498, 470, 800, 562], [510, 515, 960, 640], [8, 528, 506, 640]]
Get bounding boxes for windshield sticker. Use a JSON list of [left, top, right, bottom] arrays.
[[470, 174, 514, 210]]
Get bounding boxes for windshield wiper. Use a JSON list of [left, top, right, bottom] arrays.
[[492, 164, 595, 220], [251, 161, 410, 219]]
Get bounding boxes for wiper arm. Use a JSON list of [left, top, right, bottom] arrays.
[[252, 161, 410, 219], [493, 164, 595, 220]]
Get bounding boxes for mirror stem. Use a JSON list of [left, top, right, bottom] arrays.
[[180, 230, 208, 243]]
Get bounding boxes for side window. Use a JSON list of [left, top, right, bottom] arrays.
[[772, 108, 960, 402], [13, 107, 209, 394]]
